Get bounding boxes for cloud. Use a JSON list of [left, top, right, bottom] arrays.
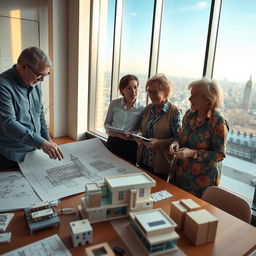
[[130, 12, 137, 16], [172, 1, 208, 14], [195, 1, 207, 10]]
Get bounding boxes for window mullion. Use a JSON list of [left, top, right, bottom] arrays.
[[111, 0, 124, 101], [203, 0, 222, 78]]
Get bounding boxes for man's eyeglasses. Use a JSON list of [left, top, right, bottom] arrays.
[[26, 64, 50, 79]]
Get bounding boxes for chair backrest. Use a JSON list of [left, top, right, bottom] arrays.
[[202, 186, 252, 223]]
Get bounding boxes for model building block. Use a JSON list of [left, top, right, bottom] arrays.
[[85, 183, 102, 208], [84, 242, 115, 256], [69, 219, 93, 247], [129, 208, 180, 255], [79, 172, 156, 223], [170, 199, 200, 230], [180, 199, 201, 211], [184, 209, 218, 246], [24, 202, 59, 235]]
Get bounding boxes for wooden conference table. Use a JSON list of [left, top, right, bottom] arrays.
[[1, 137, 256, 256]]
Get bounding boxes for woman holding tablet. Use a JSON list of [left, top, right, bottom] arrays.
[[136, 74, 182, 180], [104, 74, 145, 164]]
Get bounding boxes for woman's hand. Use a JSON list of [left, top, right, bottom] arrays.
[[134, 132, 144, 145], [169, 141, 180, 154], [171, 148, 196, 159], [108, 130, 129, 140], [142, 138, 159, 148]]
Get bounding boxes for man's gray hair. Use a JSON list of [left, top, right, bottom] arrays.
[[17, 47, 52, 68]]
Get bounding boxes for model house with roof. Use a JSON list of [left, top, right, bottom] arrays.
[[69, 219, 93, 247], [79, 172, 156, 223], [129, 208, 179, 255]]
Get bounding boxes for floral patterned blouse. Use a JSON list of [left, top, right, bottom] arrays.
[[172, 109, 229, 198]]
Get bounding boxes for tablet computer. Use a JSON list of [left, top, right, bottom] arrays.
[[129, 133, 152, 142]]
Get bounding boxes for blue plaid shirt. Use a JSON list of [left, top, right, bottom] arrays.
[[142, 100, 182, 168]]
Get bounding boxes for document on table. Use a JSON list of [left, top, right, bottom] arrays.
[[2, 234, 71, 256], [0, 171, 41, 212], [0, 213, 14, 231], [19, 138, 142, 202]]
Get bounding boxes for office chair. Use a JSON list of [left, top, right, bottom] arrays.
[[202, 186, 252, 223]]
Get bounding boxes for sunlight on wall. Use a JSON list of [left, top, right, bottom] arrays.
[[10, 10, 21, 64]]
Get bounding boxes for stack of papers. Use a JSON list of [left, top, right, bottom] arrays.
[[151, 190, 173, 203], [0, 213, 14, 232]]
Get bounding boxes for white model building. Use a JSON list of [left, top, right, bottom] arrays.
[[129, 208, 179, 255], [79, 172, 156, 223], [69, 219, 93, 247]]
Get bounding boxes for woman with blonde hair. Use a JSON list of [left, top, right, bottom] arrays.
[[136, 73, 182, 180], [169, 78, 229, 197]]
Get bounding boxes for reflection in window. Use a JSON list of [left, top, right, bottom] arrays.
[[158, 0, 211, 112], [119, 0, 154, 105]]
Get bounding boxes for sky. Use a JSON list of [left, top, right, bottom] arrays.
[[105, 0, 256, 83]]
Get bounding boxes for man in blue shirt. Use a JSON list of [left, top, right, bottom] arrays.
[[0, 47, 64, 170]]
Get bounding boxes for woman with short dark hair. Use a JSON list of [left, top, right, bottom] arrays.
[[104, 74, 145, 164]]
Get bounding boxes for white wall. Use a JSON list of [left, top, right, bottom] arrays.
[[67, 0, 90, 140], [48, 0, 68, 137], [0, 0, 89, 139], [0, 0, 50, 126]]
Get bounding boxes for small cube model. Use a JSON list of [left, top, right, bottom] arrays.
[[184, 209, 218, 246], [170, 198, 201, 230], [84, 242, 115, 256], [79, 172, 156, 223], [24, 201, 59, 234], [69, 219, 93, 247], [129, 208, 180, 255]]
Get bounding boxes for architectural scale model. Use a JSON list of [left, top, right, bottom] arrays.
[[79, 172, 156, 223], [184, 209, 218, 246], [24, 201, 60, 234], [69, 219, 93, 247], [170, 198, 201, 230], [84, 242, 115, 256], [129, 208, 180, 255]]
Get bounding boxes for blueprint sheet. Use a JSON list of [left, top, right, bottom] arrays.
[[2, 234, 71, 256], [0, 171, 41, 212], [19, 138, 141, 201]]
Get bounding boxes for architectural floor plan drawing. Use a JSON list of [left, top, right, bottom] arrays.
[[2, 234, 71, 256], [19, 138, 141, 202], [0, 171, 41, 212]]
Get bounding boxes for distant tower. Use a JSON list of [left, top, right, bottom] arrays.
[[242, 75, 253, 111]]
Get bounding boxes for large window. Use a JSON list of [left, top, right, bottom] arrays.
[[212, 0, 256, 200], [89, 0, 116, 135], [158, 0, 211, 111], [119, 0, 154, 104], [213, 0, 256, 135], [89, 0, 256, 202]]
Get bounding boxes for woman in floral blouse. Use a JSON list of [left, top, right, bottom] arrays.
[[169, 78, 229, 197]]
